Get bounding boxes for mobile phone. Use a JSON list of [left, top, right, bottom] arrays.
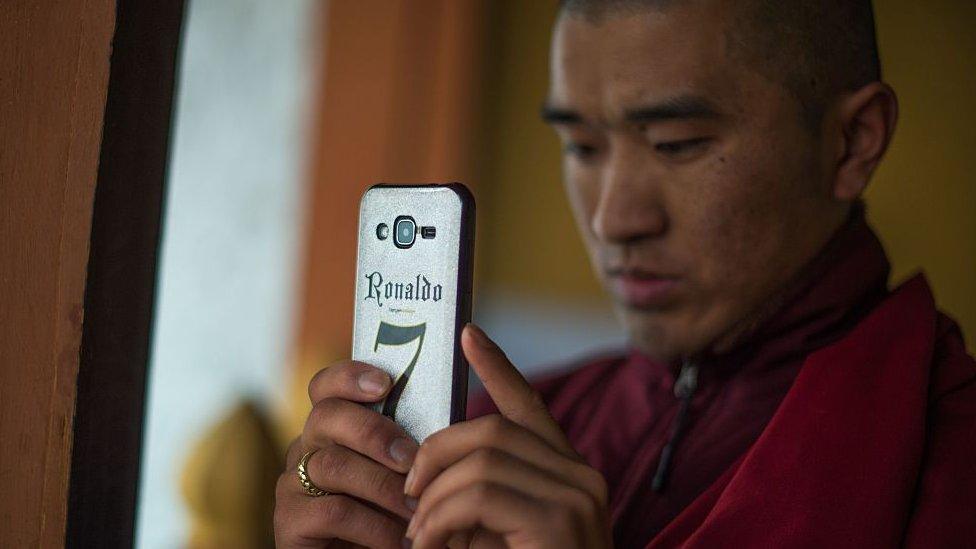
[[351, 183, 475, 443]]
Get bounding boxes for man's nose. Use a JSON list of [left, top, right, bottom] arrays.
[[590, 144, 668, 243]]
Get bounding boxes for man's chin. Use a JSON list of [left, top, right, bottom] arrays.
[[616, 303, 724, 365], [617, 310, 683, 365]]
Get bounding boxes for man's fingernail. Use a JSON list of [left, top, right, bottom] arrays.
[[389, 437, 418, 466], [404, 466, 416, 494], [467, 323, 493, 349], [358, 370, 390, 395], [406, 516, 418, 539], [404, 496, 418, 511]]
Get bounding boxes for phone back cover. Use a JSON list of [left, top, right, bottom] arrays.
[[351, 185, 473, 442]]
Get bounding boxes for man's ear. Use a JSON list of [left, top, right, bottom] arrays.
[[830, 82, 899, 201]]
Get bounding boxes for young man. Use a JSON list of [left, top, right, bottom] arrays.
[[275, 1, 976, 547]]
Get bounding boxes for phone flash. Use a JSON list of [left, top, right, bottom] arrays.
[[421, 226, 436, 239]]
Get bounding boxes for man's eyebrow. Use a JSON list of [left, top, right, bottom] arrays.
[[540, 96, 720, 126], [624, 96, 720, 123], [540, 104, 584, 125]]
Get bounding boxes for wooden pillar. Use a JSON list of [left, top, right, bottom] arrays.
[[289, 0, 488, 424], [0, 1, 116, 546]]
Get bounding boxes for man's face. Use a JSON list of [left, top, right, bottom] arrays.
[[547, 4, 847, 363]]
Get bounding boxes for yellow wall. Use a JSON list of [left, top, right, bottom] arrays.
[[476, 1, 598, 298], [870, 1, 976, 351], [477, 1, 975, 351]]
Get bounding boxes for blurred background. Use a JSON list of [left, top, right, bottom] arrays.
[[135, 1, 976, 547]]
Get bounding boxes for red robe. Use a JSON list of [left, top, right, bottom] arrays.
[[469, 213, 976, 548]]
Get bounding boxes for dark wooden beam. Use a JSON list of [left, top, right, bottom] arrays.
[[67, 1, 185, 546]]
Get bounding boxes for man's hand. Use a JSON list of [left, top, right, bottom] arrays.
[[404, 324, 612, 548], [274, 360, 417, 548]]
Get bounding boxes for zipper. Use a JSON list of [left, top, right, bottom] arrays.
[[652, 360, 699, 492]]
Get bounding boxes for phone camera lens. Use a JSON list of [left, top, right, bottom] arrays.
[[376, 223, 389, 240], [393, 216, 416, 249]]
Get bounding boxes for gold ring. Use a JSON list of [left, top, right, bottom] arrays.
[[297, 449, 329, 497]]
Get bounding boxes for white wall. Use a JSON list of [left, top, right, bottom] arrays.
[[136, 1, 316, 546], [476, 291, 626, 381]]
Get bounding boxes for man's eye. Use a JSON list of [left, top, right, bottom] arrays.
[[564, 142, 598, 159], [654, 137, 711, 156]]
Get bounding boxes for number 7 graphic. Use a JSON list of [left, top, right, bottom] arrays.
[[374, 321, 427, 419]]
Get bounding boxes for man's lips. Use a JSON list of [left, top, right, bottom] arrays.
[[608, 271, 681, 308]]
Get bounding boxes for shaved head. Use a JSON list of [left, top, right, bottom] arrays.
[[559, 0, 882, 129]]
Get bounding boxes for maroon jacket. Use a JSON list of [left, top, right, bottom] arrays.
[[469, 214, 976, 548]]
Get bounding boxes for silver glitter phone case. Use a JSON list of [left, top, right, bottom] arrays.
[[351, 184, 475, 443]]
